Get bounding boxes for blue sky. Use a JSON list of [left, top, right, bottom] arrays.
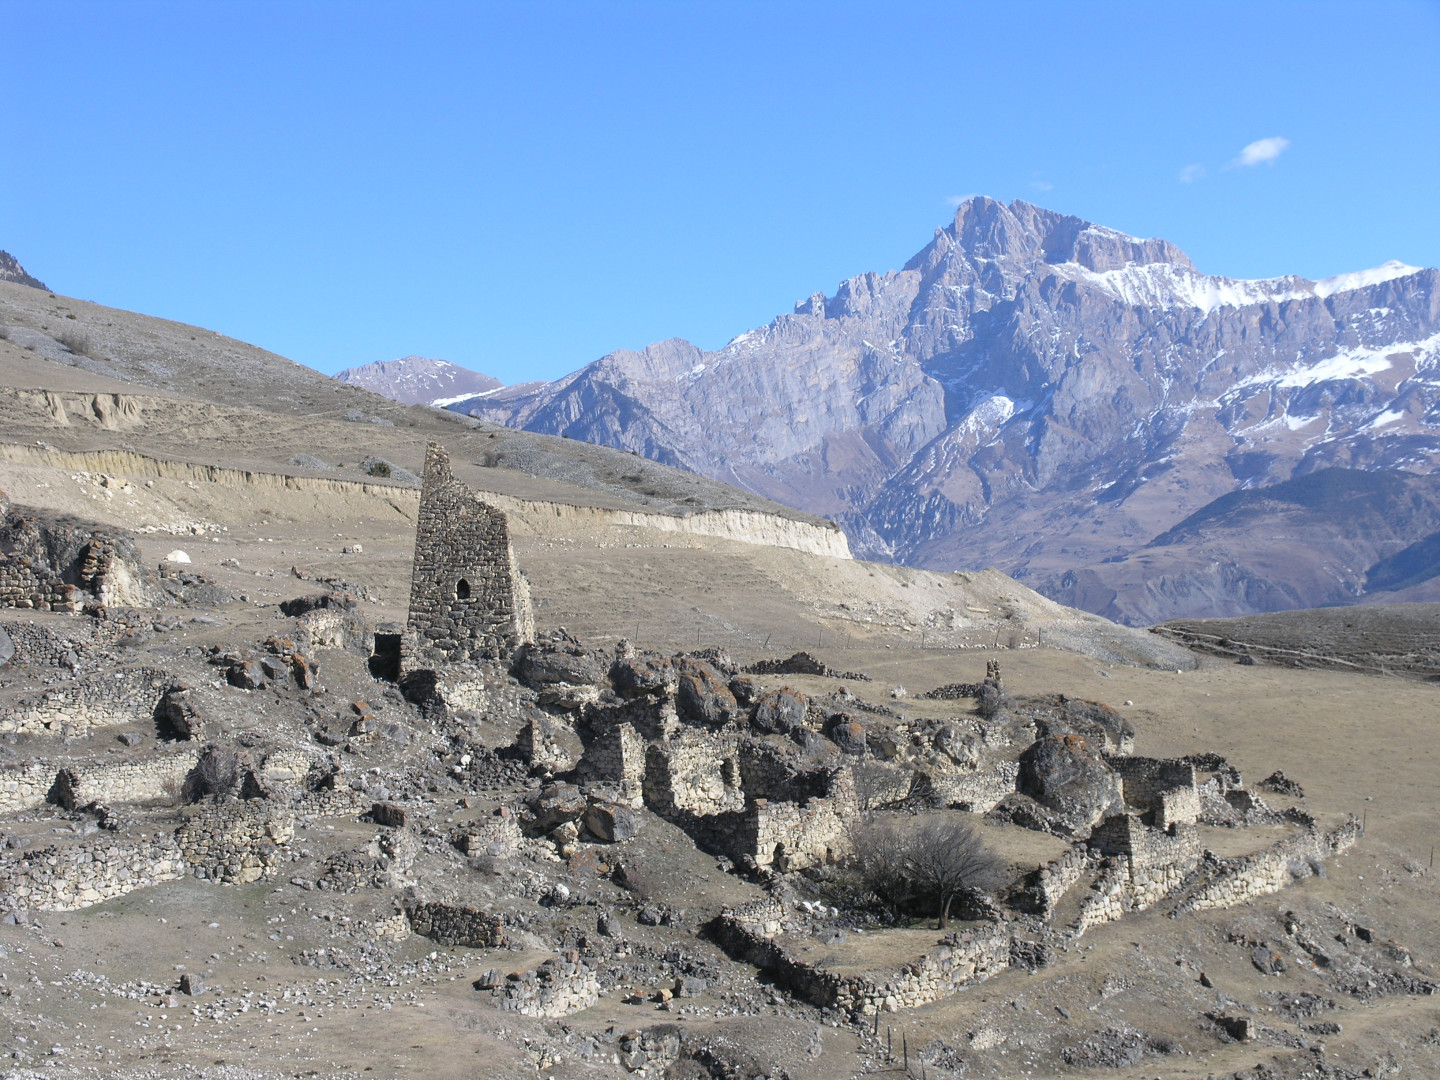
[[3, 1, 1438, 384]]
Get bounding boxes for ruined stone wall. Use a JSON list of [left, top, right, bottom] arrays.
[[405, 443, 533, 664], [0, 619, 123, 671], [745, 796, 850, 871], [406, 900, 505, 947], [927, 760, 1020, 813], [711, 898, 1009, 1015], [0, 666, 171, 736], [1016, 843, 1096, 916], [0, 502, 139, 612], [1088, 815, 1201, 912], [0, 550, 82, 612], [581, 721, 646, 786], [1071, 859, 1129, 935], [1108, 756, 1198, 825], [53, 749, 200, 809], [491, 958, 600, 1018], [175, 801, 295, 884], [0, 762, 58, 813], [0, 833, 186, 912], [643, 732, 743, 817], [1175, 819, 1362, 915]]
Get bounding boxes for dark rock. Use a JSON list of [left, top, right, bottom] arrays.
[[524, 783, 587, 833], [178, 973, 205, 996], [584, 801, 640, 843], [515, 642, 606, 688], [751, 687, 808, 735], [154, 685, 202, 739], [1017, 734, 1121, 830], [636, 905, 663, 926], [1354, 924, 1375, 942], [279, 593, 355, 617], [226, 661, 267, 691], [1259, 770, 1305, 797], [117, 731, 145, 747], [826, 715, 866, 755], [727, 676, 759, 707], [1214, 1014, 1251, 1041], [596, 910, 622, 938], [610, 656, 675, 698], [372, 802, 407, 828], [1252, 944, 1286, 975], [673, 658, 737, 726]]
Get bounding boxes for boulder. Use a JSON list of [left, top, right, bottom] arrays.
[[226, 660, 267, 691], [932, 722, 979, 768], [584, 800, 640, 843], [524, 783, 587, 833], [155, 684, 202, 739], [751, 687, 809, 735], [372, 802, 407, 828], [827, 716, 867, 755], [1017, 734, 1121, 830], [611, 656, 675, 698], [728, 675, 759, 707], [514, 642, 606, 688], [674, 658, 737, 727]]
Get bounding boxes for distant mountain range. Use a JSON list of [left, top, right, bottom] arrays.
[[0, 251, 47, 291], [432, 197, 1440, 623], [333, 355, 502, 406]]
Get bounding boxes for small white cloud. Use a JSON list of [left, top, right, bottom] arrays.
[[946, 193, 978, 207], [1233, 136, 1290, 167], [1178, 163, 1206, 183], [1029, 179, 1054, 192]]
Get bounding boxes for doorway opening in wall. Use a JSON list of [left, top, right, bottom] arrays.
[[456, 579, 471, 600]]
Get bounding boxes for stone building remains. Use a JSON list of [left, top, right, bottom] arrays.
[[404, 444, 533, 665]]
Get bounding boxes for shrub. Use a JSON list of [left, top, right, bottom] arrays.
[[55, 329, 93, 358], [848, 812, 1003, 928], [367, 460, 392, 478], [181, 745, 240, 802]]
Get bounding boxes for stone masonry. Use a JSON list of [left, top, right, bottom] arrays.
[[405, 443, 534, 664]]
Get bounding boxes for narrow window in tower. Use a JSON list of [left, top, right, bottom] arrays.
[[456, 578, 471, 600]]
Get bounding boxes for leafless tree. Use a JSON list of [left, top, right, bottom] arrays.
[[848, 812, 1003, 928]]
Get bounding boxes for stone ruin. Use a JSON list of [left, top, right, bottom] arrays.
[[0, 488, 154, 612], [403, 443, 533, 666]]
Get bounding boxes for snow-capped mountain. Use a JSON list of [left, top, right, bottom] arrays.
[[333, 355, 502, 407], [448, 197, 1440, 622]]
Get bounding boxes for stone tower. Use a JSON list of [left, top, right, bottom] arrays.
[[405, 443, 534, 663]]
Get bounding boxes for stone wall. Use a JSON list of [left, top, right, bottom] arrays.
[[0, 665, 171, 737], [927, 760, 1020, 813], [405, 443, 534, 664], [1014, 843, 1096, 916], [1174, 819, 1362, 915], [0, 761, 58, 813], [491, 957, 600, 1018], [1071, 860, 1129, 936], [406, 900, 506, 947], [0, 618, 125, 671], [643, 732, 744, 818], [745, 795, 850, 871], [0, 833, 186, 912], [175, 800, 295, 884], [580, 721, 646, 787], [53, 749, 201, 809], [711, 898, 1009, 1016], [0, 501, 141, 612], [1108, 756, 1198, 827]]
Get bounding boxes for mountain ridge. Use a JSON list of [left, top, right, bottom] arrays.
[[449, 197, 1440, 623]]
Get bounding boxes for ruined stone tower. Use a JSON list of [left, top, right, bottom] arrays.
[[405, 443, 534, 663]]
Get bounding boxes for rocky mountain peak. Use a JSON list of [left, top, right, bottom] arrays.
[[333, 355, 502, 407], [450, 199, 1440, 623], [0, 250, 49, 291]]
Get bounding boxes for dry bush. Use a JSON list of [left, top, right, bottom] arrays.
[[848, 812, 1003, 928], [181, 745, 240, 802]]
